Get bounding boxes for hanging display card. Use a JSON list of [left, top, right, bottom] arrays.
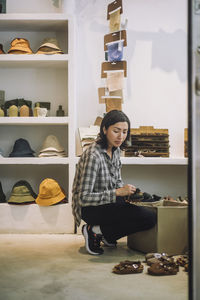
[[105, 98, 122, 112], [107, 0, 123, 20], [104, 30, 127, 51], [101, 61, 127, 78]]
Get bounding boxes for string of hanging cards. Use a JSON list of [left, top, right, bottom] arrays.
[[98, 0, 127, 113]]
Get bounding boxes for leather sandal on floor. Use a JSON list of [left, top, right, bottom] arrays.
[[112, 260, 144, 274], [147, 256, 175, 266], [176, 255, 189, 267], [148, 262, 179, 276]]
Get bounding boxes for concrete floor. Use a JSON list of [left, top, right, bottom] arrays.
[[0, 234, 188, 300]]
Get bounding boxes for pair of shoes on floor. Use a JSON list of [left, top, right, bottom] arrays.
[[112, 260, 143, 274], [82, 224, 117, 255]]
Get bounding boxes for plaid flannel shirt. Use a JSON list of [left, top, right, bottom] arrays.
[[72, 142, 124, 226]]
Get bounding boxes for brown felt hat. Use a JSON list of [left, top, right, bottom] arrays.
[[8, 38, 33, 54]]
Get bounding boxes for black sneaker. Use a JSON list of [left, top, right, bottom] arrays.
[[82, 224, 104, 255], [102, 236, 117, 247]]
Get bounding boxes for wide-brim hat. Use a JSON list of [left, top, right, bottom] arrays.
[[0, 181, 6, 203], [8, 38, 33, 54], [9, 138, 35, 157], [36, 38, 63, 54], [36, 178, 66, 206], [39, 135, 65, 153], [8, 185, 36, 204]]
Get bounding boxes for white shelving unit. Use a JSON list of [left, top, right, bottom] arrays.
[[0, 13, 76, 233], [0, 13, 188, 234]]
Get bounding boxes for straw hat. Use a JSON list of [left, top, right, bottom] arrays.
[[39, 135, 65, 153], [36, 38, 63, 54], [8, 38, 33, 54], [36, 178, 66, 206]]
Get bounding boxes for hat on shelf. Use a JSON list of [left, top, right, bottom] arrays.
[[36, 38, 64, 55], [13, 180, 37, 199], [38, 135, 67, 157], [8, 180, 37, 205], [9, 138, 35, 157], [0, 107, 5, 117], [0, 44, 5, 54], [8, 38, 33, 54], [0, 181, 6, 203], [36, 178, 66, 206], [19, 105, 29, 117], [0, 148, 4, 157], [8, 105, 18, 117]]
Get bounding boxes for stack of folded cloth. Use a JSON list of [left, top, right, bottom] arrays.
[[38, 135, 67, 157], [36, 38, 63, 55], [8, 38, 33, 54], [8, 180, 37, 205], [36, 178, 68, 206]]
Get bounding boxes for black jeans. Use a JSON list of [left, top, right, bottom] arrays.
[[81, 202, 157, 242]]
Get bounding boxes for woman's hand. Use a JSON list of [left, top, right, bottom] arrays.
[[116, 184, 136, 197]]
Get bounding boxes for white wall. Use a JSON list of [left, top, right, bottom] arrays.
[[6, 0, 188, 158], [62, 0, 188, 158]]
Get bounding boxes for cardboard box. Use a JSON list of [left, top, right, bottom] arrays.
[[127, 206, 188, 255]]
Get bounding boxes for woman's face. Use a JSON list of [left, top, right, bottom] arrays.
[[103, 122, 129, 149]]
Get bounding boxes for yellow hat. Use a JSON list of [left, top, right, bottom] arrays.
[[36, 178, 66, 206], [8, 38, 33, 54], [8, 105, 18, 117]]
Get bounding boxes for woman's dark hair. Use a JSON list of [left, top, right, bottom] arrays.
[[96, 110, 131, 150]]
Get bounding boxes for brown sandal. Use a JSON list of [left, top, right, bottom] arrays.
[[112, 260, 144, 275], [148, 262, 179, 276], [176, 255, 188, 267]]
